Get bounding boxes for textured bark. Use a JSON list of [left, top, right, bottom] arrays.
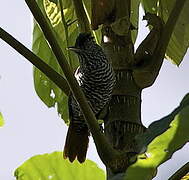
[[99, 0, 146, 177], [101, 26, 146, 178]]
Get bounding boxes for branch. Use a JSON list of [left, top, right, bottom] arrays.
[[72, 0, 91, 32], [25, 0, 118, 167], [0, 27, 70, 96], [168, 162, 189, 180], [59, 0, 73, 70]]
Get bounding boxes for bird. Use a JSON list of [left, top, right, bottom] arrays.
[[63, 33, 115, 163]]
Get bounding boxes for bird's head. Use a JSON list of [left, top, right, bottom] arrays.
[[68, 33, 106, 65], [68, 33, 102, 53]]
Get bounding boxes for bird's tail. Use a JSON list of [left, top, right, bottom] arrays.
[[63, 123, 89, 163]]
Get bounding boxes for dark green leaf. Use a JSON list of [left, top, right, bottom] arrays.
[[14, 151, 105, 180], [33, 0, 80, 123], [136, 93, 189, 151], [32, 0, 106, 124], [141, 0, 189, 65]]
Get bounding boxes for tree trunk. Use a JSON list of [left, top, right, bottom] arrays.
[[91, 0, 185, 178], [101, 26, 146, 179], [100, 1, 146, 176]]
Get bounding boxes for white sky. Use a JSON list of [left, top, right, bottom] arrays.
[[0, 1, 189, 180]]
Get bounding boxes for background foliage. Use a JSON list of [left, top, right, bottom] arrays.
[[141, 0, 189, 65]]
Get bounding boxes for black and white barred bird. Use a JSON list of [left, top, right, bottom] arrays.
[[63, 33, 115, 163]]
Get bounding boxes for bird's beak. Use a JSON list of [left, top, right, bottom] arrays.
[[67, 47, 82, 53]]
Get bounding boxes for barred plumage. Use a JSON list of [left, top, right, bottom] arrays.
[[63, 33, 115, 163]]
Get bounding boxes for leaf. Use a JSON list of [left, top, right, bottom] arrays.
[[33, 0, 80, 123], [32, 0, 105, 124], [136, 93, 189, 152], [141, 0, 189, 65], [181, 173, 189, 180], [14, 151, 105, 180], [126, 93, 189, 180], [0, 112, 4, 127]]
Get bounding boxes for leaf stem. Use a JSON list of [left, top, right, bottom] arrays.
[[72, 0, 91, 32], [0, 27, 70, 96], [59, 0, 73, 70], [25, 0, 118, 166]]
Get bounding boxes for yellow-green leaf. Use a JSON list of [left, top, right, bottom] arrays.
[[0, 112, 4, 127], [14, 151, 105, 180], [126, 93, 189, 180], [33, 0, 79, 123]]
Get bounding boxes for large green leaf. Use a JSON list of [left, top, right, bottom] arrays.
[[136, 94, 189, 152], [33, 0, 80, 123], [141, 0, 189, 65], [125, 93, 189, 180], [14, 151, 105, 180], [0, 112, 4, 127], [32, 0, 109, 124], [33, 0, 107, 124]]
